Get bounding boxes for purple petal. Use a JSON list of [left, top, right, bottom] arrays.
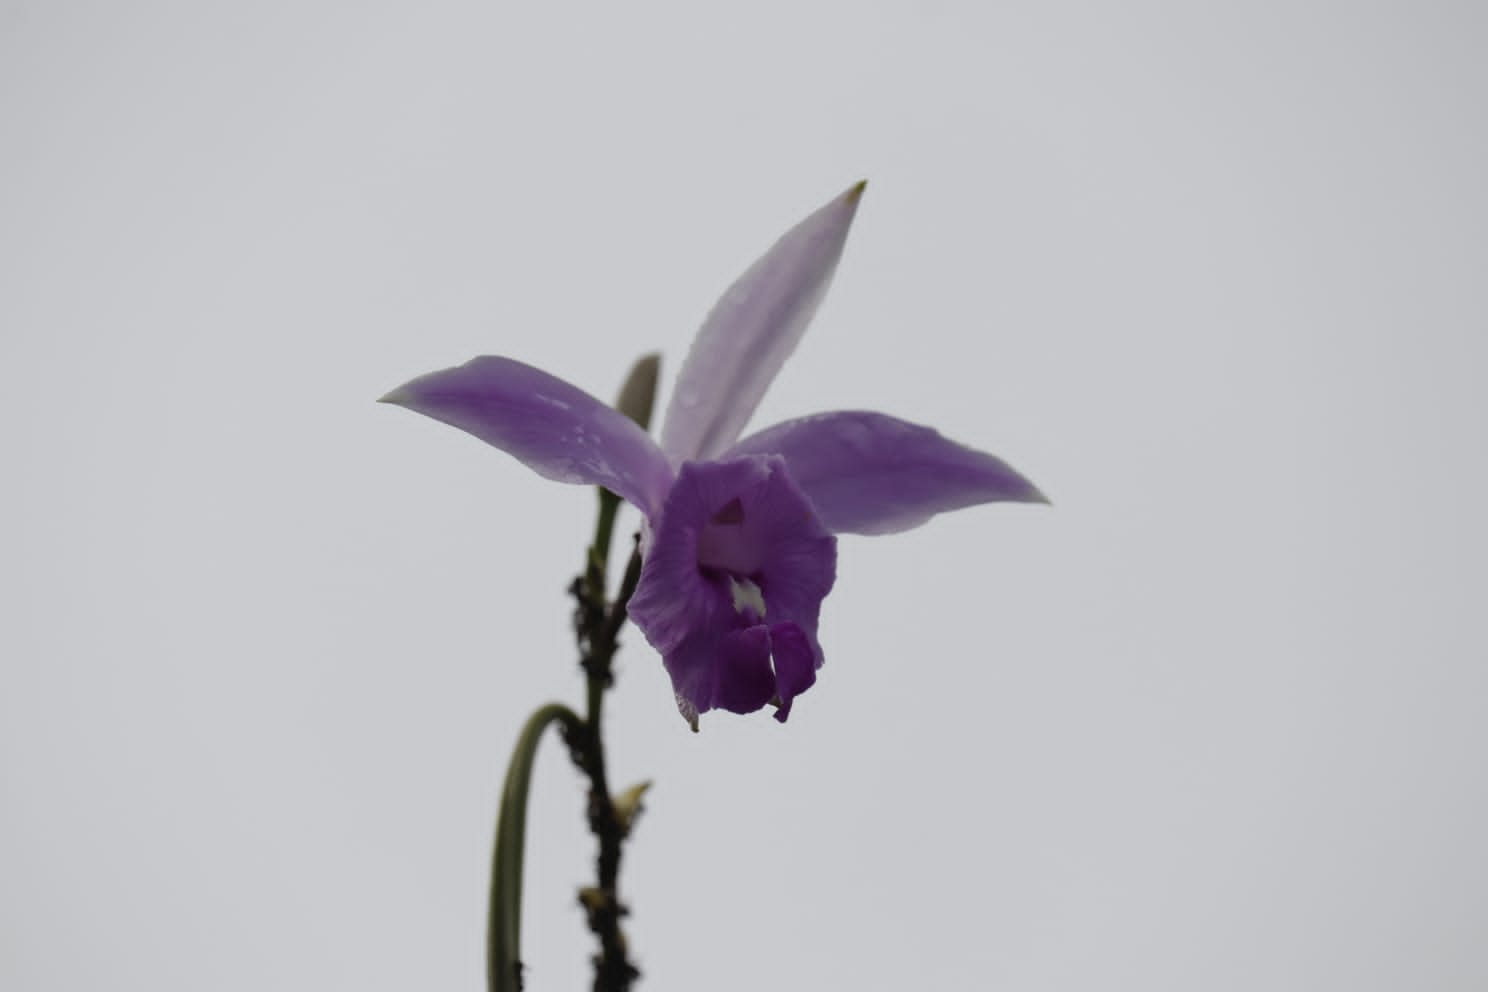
[[767, 622, 817, 723], [714, 627, 779, 715], [627, 456, 836, 727], [659, 182, 867, 464], [727, 411, 1047, 535], [381, 357, 674, 518]]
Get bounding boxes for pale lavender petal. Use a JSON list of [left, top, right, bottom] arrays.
[[659, 182, 867, 464], [380, 357, 674, 518], [728, 411, 1047, 536]]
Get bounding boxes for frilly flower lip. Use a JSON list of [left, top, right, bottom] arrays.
[[627, 456, 835, 729], [382, 182, 1046, 728]]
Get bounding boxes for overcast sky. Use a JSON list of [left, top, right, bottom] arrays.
[[5, 2, 1487, 990]]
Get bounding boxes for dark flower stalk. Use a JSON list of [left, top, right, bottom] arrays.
[[569, 505, 646, 992]]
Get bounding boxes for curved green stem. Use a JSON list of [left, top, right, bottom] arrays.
[[489, 702, 583, 992]]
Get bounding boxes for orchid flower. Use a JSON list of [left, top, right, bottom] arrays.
[[382, 183, 1045, 729]]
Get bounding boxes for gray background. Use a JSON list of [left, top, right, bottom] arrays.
[[4, 2, 1486, 989]]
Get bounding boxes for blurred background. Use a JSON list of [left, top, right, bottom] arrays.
[[4, 2, 1485, 989]]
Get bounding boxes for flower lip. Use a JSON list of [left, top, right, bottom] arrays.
[[626, 455, 837, 726]]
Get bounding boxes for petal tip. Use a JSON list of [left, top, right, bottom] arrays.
[[846, 179, 867, 203], [377, 387, 409, 406], [989, 470, 1051, 508], [677, 692, 700, 732]]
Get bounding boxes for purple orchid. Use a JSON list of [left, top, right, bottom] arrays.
[[382, 183, 1045, 729]]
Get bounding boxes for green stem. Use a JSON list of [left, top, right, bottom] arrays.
[[591, 489, 621, 575], [488, 702, 582, 992]]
